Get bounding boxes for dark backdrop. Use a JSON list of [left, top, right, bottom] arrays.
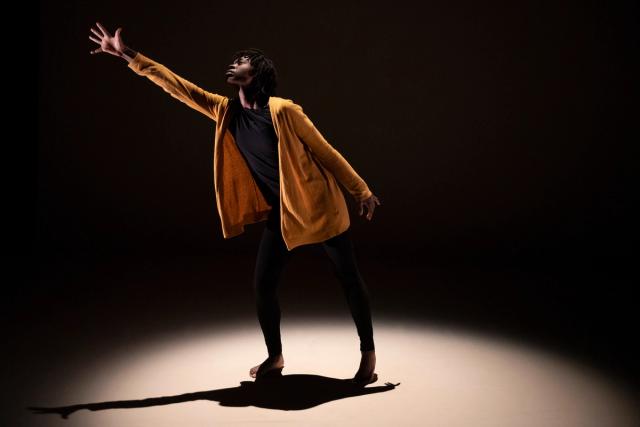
[[31, 1, 635, 263], [7, 0, 638, 392]]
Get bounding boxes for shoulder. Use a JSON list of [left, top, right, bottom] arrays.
[[269, 96, 304, 115]]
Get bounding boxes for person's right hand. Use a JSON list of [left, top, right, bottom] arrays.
[[89, 22, 126, 57]]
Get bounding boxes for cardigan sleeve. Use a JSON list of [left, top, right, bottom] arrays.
[[287, 102, 373, 202], [127, 52, 227, 122]]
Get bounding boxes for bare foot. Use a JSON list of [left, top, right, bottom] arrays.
[[249, 354, 285, 378], [353, 350, 376, 383]]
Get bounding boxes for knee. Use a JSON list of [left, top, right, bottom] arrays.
[[254, 277, 278, 300], [332, 265, 363, 286]]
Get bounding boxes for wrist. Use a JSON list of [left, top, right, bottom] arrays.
[[120, 46, 138, 63]]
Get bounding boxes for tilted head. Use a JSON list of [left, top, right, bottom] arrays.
[[225, 48, 277, 105]]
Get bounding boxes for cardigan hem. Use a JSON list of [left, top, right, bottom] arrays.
[[221, 207, 272, 239], [282, 220, 350, 251]]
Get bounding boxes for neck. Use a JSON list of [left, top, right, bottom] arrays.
[[238, 86, 261, 109]]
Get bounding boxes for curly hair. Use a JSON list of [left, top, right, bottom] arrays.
[[230, 48, 278, 106]]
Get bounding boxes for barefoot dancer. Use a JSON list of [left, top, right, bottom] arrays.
[[89, 22, 381, 385]]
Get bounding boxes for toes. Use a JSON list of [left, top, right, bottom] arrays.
[[249, 365, 260, 378]]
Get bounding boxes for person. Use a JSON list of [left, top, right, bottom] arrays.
[[89, 22, 381, 385]]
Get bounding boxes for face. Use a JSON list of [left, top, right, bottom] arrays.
[[225, 55, 254, 86]]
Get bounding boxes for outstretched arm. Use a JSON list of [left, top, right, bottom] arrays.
[[89, 21, 227, 122]]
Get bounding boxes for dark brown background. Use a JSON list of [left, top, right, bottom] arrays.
[[32, 1, 635, 261], [6, 0, 638, 405]]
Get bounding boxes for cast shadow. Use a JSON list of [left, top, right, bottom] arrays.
[[27, 373, 401, 419]]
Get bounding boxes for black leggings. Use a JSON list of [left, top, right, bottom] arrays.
[[254, 205, 375, 357]]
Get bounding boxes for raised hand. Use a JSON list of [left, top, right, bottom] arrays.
[[89, 22, 127, 57]]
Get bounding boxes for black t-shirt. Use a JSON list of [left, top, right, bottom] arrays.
[[228, 99, 280, 207]]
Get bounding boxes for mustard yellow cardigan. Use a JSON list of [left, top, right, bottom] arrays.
[[127, 52, 372, 251]]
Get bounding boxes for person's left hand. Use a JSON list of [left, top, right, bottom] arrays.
[[358, 194, 381, 221]]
